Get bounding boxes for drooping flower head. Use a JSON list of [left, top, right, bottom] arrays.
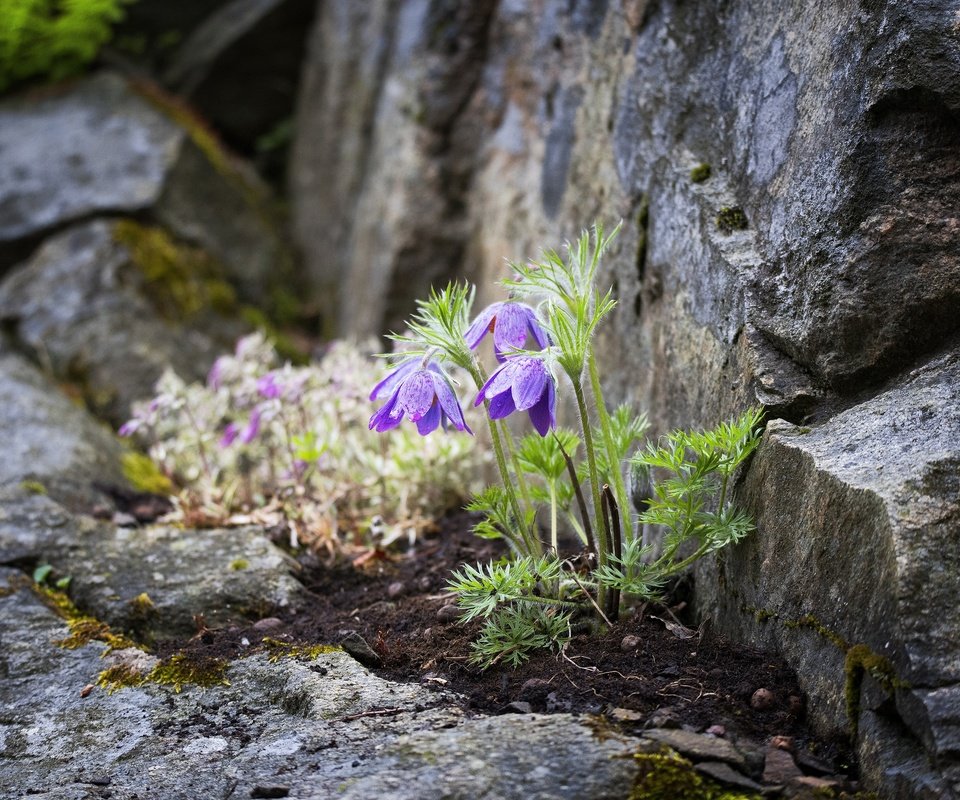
[[369, 360, 472, 436], [464, 301, 550, 361], [475, 355, 556, 436]]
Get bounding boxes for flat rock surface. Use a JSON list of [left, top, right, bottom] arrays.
[[0, 568, 644, 800]]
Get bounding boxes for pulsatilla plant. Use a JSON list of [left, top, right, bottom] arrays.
[[368, 223, 763, 668]]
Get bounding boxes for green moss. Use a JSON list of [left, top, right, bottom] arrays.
[[229, 558, 250, 572], [98, 653, 231, 694], [261, 636, 340, 663], [19, 480, 47, 495], [690, 163, 712, 183], [129, 592, 155, 615], [148, 653, 231, 692], [630, 750, 761, 800], [35, 585, 140, 652], [716, 206, 748, 233], [121, 451, 174, 495], [844, 644, 909, 739], [113, 220, 238, 322], [783, 613, 849, 650]]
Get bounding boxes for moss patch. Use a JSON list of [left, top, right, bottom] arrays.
[[229, 558, 250, 572], [36, 585, 140, 652], [845, 644, 908, 739], [716, 206, 748, 233], [19, 480, 47, 495], [630, 750, 760, 800], [98, 652, 230, 693], [690, 163, 712, 183], [113, 219, 238, 322], [261, 636, 340, 663], [121, 451, 174, 495]]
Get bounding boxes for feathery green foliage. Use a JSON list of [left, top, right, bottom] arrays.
[[0, 0, 133, 93]]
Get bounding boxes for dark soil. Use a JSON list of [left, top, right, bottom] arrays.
[[157, 512, 853, 770]]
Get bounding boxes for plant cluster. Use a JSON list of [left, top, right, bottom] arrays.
[[0, 0, 134, 93], [368, 223, 762, 667], [121, 334, 485, 551]]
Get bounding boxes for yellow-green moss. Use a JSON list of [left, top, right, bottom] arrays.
[[148, 653, 231, 692], [783, 613, 849, 650], [261, 636, 340, 663], [845, 644, 909, 739], [229, 558, 250, 572], [716, 206, 748, 233], [129, 592, 156, 615], [690, 163, 712, 183], [35, 585, 140, 652], [121, 451, 174, 495], [98, 653, 230, 693], [19, 480, 47, 495], [630, 750, 761, 800], [113, 220, 238, 322]]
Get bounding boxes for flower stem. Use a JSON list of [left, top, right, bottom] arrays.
[[549, 482, 558, 554], [587, 351, 632, 542], [572, 376, 608, 609]]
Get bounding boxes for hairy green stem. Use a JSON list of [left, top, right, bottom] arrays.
[[587, 351, 632, 542], [571, 377, 608, 609]]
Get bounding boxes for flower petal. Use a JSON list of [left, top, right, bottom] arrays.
[[511, 358, 548, 411], [527, 377, 556, 436], [432, 372, 472, 433], [492, 304, 528, 357], [524, 307, 550, 350], [369, 391, 401, 431], [476, 358, 521, 404], [488, 390, 517, 420], [369, 358, 419, 401], [464, 302, 502, 349], [416, 399, 442, 435], [397, 370, 436, 420]]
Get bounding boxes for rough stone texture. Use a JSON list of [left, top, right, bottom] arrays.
[[698, 350, 960, 797], [290, 2, 960, 796], [163, 0, 317, 152], [291, 0, 498, 336], [0, 568, 645, 800], [0, 72, 291, 302], [0, 220, 246, 424], [0, 348, 127, 507], [48, 524, 307, 640]]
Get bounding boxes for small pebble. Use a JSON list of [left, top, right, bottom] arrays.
[[240, 637, 250, 647], [502, 701, 532, 714], [750, 687, 776, 710], [770, 735, 794, 752], [705, 724, 726, 737], [436, 604, 460, 623], [111, 512, 137, 527], [80, 684, 94, 698], [340, 631, 382, 667], [620, 634, 641, 651], [387, 581, 406, 599], [416, 576, 432, 591], [253, 617, 283, 631], [610, 707, 644, 722]]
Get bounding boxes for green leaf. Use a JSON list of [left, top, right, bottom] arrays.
[[32, 564, 53, 584]]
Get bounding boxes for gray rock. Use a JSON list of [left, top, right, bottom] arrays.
[[45, 524, 307, 640], [0, 219, 246, 424], [0, 72, 292, 302], [695, 761, 763, 793], [0, 567, 646, 800], [643, 728, 748, 771], [0, 349, 127, 507], [701, 350, 960, 795]]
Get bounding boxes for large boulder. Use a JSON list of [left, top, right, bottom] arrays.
[[0, 348, 127, 508], [699, 350, 960, 798], [0, 219, 246, 425], [0, 72, 293, 303]]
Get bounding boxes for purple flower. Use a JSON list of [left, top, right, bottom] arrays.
[[207, 356, 228, 389], [219, 422, 240, 447], [257, 372, 282, 399], [240, 407, 262, 444], [475, 355, 556, 436], [118, 419, 139, 437], [369, 363, 472, 436], [464, 301, 550, 361]]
